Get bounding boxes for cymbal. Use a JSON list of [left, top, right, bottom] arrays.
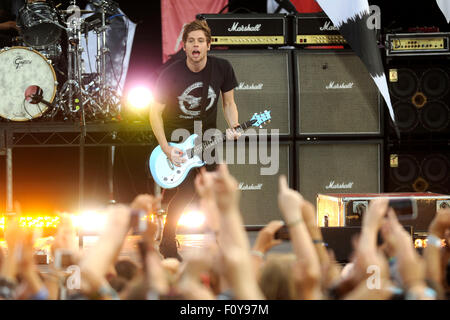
[[59, 10, 95, 15]]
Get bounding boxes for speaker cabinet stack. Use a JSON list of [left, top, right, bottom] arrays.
[[294, 50, 383, 204], [210, 49, 295, 225], [385, 55, 450, 195], [295, 51, 382, 137], [386, 59, 450, 140], [208, 48, 385, 224], [210, 50, 293, 137]]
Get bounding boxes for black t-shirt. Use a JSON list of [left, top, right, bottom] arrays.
[[153, 55, 238, 142]]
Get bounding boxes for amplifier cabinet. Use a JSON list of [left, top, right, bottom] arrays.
[[294, 50, 382, 137], [296, 140, 383, 205], [317, 192, 450, 233], [210, 50, 294, 137], [385, 58, 450, 139], [294, 12, 348, 46], [197, 14, 289, 46], [219, 140, 294, 226]]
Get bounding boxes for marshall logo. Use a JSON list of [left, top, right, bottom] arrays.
[[14, 56, 32, 70], [228, 22, 262, 32], [320, 21, 339, 31], [325, 181, 354, 190], [325, 81, 354, 90], [239, 182, 263, 191], [235, 82, 264, 90]]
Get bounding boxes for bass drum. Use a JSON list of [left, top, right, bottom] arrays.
[[0, 47, 57, 121]]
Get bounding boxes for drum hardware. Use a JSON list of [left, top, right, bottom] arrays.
[[59, 10, 95, 15], [1, 0, 123, 123]]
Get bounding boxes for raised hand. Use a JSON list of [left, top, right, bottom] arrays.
[[278, 175, 303, 224], [362, 198, 389, 231], [428, 209, 450, 238], [195, 168, 220, 233], [194, 167, 215, 200], [210, 164, 240, 213], [383, 209, 427, 292], [252, 220, 284, 254]]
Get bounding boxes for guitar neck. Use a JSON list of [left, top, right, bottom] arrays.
[[190, 120, 254, 157]]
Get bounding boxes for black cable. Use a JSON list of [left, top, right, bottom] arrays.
[[22, 98, 35, 119]]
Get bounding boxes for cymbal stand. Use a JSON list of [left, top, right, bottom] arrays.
[[92, 1, 121, 117], [59, 10, 87, 134]]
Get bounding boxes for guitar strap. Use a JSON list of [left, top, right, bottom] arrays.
[[200, 57, 212, 124]]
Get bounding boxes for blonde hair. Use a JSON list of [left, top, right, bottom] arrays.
[[258, 253, 298, 300], [182, 19, 212, 44]]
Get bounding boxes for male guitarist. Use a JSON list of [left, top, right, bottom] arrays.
[[149, 19, 241, 260]]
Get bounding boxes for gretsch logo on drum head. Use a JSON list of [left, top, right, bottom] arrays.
[[14, 56, 32, 70]]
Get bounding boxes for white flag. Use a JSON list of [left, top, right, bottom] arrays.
[[436, 0, 450, 23], [316, 0, 398, 132]]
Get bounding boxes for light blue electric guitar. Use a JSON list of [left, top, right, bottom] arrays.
[[149, 110, 271, 189]]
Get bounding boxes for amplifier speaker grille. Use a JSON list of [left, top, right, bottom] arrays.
[[210, 50, 292, 136], [297, 141, 382, 203], [386, 143, 450, 194], [295, 51, 381, 135], [217, 140, 292, 225], [386, 59, 450, 139]]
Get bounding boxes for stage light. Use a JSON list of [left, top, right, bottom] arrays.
[[0, 215, 60, 229], [177, 210, 206, 229], [415, 239, 425, 249], [127, 86, 153, 110], [71, 210, 107, 235]]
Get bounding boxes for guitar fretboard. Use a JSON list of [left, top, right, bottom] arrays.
[[186, 120, 255, 158]]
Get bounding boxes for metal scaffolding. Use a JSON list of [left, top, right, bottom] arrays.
[[0, 121, 156, 213]]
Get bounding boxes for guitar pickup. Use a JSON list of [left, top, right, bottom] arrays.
[[166, 157, 174, 170]]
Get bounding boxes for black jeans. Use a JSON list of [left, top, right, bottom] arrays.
[[161, 163, 216, 242]]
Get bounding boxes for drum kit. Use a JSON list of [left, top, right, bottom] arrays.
[[0, 0, 122, 122]]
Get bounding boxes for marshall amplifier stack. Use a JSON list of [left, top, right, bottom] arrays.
[[197, 13, 349, 48], [196, 14, 289, 46], [192, 12, 450, 231]]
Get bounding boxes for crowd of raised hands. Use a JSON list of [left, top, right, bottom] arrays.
[[0, 164, 449, 300]]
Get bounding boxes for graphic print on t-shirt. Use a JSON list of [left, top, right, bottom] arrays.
[[177, 82, 217, 119]]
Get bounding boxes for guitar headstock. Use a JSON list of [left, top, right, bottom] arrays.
[[249, 110, 271, 128]]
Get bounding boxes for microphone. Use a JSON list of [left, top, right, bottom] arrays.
[[24, 85, 54, 109]]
